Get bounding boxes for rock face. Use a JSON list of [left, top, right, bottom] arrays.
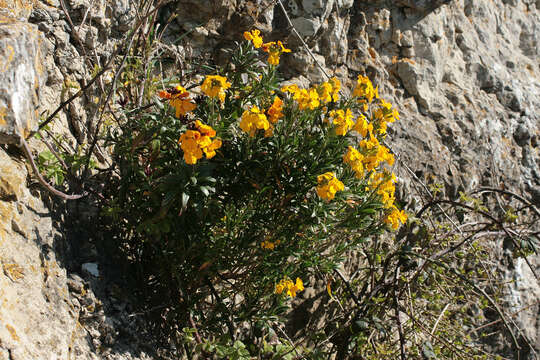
[[0, 19, 45, 144], [0, 0, 538, 358], [0, 1, 154, 359], [0, 150, 74, 359]]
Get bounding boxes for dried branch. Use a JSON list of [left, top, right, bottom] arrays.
[[38, 61, 115, 131], [393, 267, 406, 360], [405, 251, 522, 352], [472, 187, 540, 218], [18, 137, 86, 200]]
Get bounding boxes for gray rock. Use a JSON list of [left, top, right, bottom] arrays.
[[84, 25, 99, 50], [514, 124, 531, 147], [291, 16, 321, 37], [82, 262, 100, 277], [302, 0, 334, 17], [401, 46, 415, 58], [336, 0, 354, 9], [320, 13, 349, 64], [67, 274, 85, 294], [0, 149, 75, 359], [401, 30, 414, 47], [0, 21, 45, 144]]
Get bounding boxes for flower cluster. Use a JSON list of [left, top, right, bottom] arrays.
[[243, 29, 263, 48], [369, 171, 397, 207], [367, 171, 407, 229], [281, 77, 341, 110], [159, 79, 230, 164], [239, 105, 271, 137], [243, 29, 292, 66], [358, 133, 395, 172], [326, 109, 355, 136], [352, 75, 399, 136], [384, 206, 408, 230], [343, 146, 365, 178], [261, 41, 291, 65], [373, 99, 399, 135], [261, 239, 280, 250], [201, 75, 231, 103], [178, 120, 222, 165], [239, 96, 284, 138], [316, 172, 345, 201], [158, 85, 196, 118], [267, 96, 284, 124], [337, 75, 407, 229], [353, 75, 378, 111], [275, 277, 304, 298]]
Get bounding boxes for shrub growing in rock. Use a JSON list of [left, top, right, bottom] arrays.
[[103, 31, 407, 355]]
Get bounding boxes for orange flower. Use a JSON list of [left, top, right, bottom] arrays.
[[159, 85, 196, 118], [267, 96, 284, 124], [243, 29, 263, 48], [262, 41, 291, 65], [178, 122, 221, 164]]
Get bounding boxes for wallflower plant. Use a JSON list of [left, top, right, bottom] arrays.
[[105, 29, 408, 355]]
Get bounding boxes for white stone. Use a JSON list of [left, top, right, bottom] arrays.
[[82, 263, 100, 277]]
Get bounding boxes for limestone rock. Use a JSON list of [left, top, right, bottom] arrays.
[[0, 0, 34, 20], [0, 20, 46, 144], [291, 16, 321, 37], [0, 149, 74, 360]]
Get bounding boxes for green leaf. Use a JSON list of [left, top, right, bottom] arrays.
[[199, 186, 210, 197], [181, 192, 190, 211]]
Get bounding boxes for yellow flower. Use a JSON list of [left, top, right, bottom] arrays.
[[159, 85, 196, 118], [327, 109, 354, 136], [353, 114, 373, 138], [317, 82, 333, 104], [243, 29, 263, 48], [262, 40, 291, 65], [275, 277, 304, 298], [287, 278, 304, 297], [178, 122, 221, 164], [295, 277, 304, 292], [316, 172, 344, 201], [374, 99, 396, 121], [384, 206, 408, 230], [329, 77, 341, 102], [239, 105, 270, 137], [343, 146, 363, 164], [312, 78, 340, 104], [353, 75, 378, 108], [178, 130, 203, 165], [203, 138, 222, 159], [195, 120, 217, 137], [359, 132, 380, 151], [201, 75, 231, 103], [295, 88, 320, 110], [372, 99, 399, 135], [261, 239, 280, 250], [267, 96, 284, 124], [369, 171, 397, 207], [171, 98, 197, 118], [281, 84, 300, 94], [343, 146, 364, 178], [376, 144, 395, 166]]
